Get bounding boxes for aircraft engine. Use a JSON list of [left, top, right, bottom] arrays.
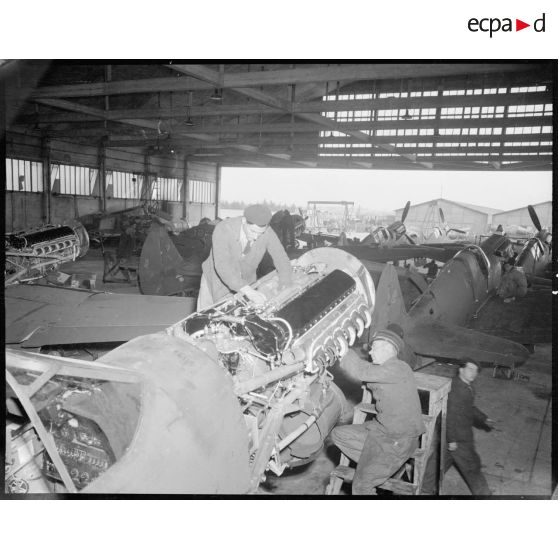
[[5, 222, 89, 285], [5, 248, 374, 494], [167, 247, 374, 485]]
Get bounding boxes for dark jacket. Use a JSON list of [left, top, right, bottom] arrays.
[[497, 267, 528, 299], [339, 350, 425, 438], [201, 216, 293, 303], [446, 376, 488, 444]]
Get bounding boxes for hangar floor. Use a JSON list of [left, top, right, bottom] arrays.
[[54, 249, 552, 497], [263, 345, 552, 497]]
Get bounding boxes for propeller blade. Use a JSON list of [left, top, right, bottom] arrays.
[[401, 201, 411, 223], [527, 205, 542, 232], [439, 207, 446, 224], [449, 228, 467, 235]]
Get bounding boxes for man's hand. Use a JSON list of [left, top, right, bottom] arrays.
[[240, 286, 267, 306], [448, 442, 458, 452]]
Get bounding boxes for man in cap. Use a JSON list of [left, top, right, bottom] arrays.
[[497, 259, 528, 303], [330, 325, 425, 494], [197, 204, 293, 310], [421, 357, 493, 495]]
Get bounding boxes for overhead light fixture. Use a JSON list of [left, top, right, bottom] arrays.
[[210, 88, 223, 101], [401, 109, 413, 120], [185, 117, 194, 127]]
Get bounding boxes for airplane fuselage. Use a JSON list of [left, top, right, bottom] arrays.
[[516, 237, 551, 279], [405, 235, 509, 328]]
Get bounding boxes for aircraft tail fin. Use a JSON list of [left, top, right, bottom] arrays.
[[139, 223, 199, 296], [370, 263, 408, 334]]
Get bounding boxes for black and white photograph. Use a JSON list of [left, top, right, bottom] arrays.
[[2, 62, 553, 502]]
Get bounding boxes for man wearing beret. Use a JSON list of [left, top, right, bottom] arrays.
[[197, 204, 293, 310], [330, 326, 425, 494]]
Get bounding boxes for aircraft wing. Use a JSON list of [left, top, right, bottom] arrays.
[[405, 318, 531, 368], [467, 288, 552, 345], [339, 244, 456, 263], [416, 243, 466, 261], [5, 284, 196, 348]]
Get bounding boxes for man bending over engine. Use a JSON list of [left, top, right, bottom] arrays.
[[197, 204, 293, 310], [330, 327, 425, 494]]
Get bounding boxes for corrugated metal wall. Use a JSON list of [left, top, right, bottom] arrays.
[[492, 202, 552, 230], [4, 132, 219, 231], [395, 200, 491, 235]]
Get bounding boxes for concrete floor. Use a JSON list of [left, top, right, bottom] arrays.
[[58, 245, 143, 295], [264, 346, 553, 497], [58, 248, 552, 497]]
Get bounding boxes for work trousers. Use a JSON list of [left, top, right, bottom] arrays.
[[330, 422, 418, 495], [421, 441, 491, 496]]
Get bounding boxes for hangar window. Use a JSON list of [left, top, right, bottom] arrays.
[[464, 107, 481, 118], [332, 109, 372, 122], [477, 128, 499, 135], [151, 177, 183, 202], [377, 109, 404, 120], [106, 171, 143, 199], [319, 130, 348, 138], [409, 90, 437, 97], [505, 126, 541, 135], [188, 179, 215, 204], [510, 86, 547, 93], [441, 107, 463, 118], [51, 164, 98, 196], [508, 104, 552, 117], [420, 108, 436, 119], [378, 92, 408, 99], [5, 158, 44, 192], [419, 129, 434, 135]]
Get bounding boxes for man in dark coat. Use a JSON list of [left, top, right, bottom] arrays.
[[270, 209, 296, 250], [421, 358, 493, 495], [330, 327, 425, 494], [497, 260, 528, 302]]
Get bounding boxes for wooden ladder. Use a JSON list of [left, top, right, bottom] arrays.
[[326, 385, 438, 495]]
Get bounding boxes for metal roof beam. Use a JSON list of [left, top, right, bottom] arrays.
[[169, 115, 552, 135], [23, 63, 540, 99]]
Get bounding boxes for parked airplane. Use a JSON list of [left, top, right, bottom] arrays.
[[406, 206, 469, 244], [369, 232, 550, 370], [514, 205, 552, 281], [359, 201, 415, 246]]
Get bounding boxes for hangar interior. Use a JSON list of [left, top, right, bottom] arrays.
[[2, 62, 553, 497]]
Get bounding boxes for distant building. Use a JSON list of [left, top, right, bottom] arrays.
[[492, 201, 552, 232], [218, 208, 244, 220], [394, 198, 502, 237]]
